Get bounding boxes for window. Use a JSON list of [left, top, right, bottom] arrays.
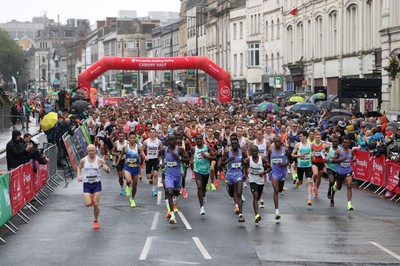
[[287, 26, 293, 62], [277, 18, 280, 39], [266, 21, 269, 40], [50, 30, 59, 37], [234, 54, 237, 77], [239, 22, 243, 39], [277, 52, 280, 73], [258, 14, 261, 34], [315, 16, 323, 58], [346, 4, 358, 53], [329, 11, 338, 56], [297, 22, 304, 59], [240, 53, 243, 75], [248, 43, 260, 66], [271, 53, 274, 73], [365, 0, 373, 50], [233, 23, 237, 40], [271, 20, 274, 40], [127, 41, 135, 49], [146, 40, 153, 49]]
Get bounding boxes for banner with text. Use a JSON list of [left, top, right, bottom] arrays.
[[352, 150, 370, 182], [385, 160, 400, 194], [9, 165, 25, 216], [0, 173, 12, 227]]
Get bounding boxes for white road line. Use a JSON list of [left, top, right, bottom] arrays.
[[177, 211, 192, 230], [369, 241, 400, 261], [158, 177, 163, 187], [151, 212, 159, 230], [157, 191, 162, 205], [192, 237, 212, 260], [139, 237, 154, 260], [154, 259, 199, 265]]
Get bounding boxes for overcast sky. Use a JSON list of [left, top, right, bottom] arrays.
[[0, 0, 181, 24]]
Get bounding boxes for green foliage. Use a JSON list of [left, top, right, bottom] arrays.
[[0, 29, 24, 82], [384, 56, 400, 80]]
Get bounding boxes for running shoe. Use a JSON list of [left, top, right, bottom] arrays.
[[191, 172, 195, 179], [282, 187, 287, 191], [332, 182, 338, 192], [255, 213, 261, 223], [292, 175, 297, 184], [215, 180, 219, 188], [125, 186, 131, 196], [260, 200, 265, 208], [139, 175, 142, 181], [235, 207, 239, 214], [219, 172, 225, 180], [169, 214, 177, 224], [307, 199, 312, 206], [119, 188, 124, 196], [200, 206, 205, 215], [129, 198, 136, 208], [244, 182, 247, 188], [151, 190, 157, 197], [109, 155, 113, 161], [330, 199, 335, 207], [206, 184, 210, 191], [347, 202, 354, 211], [90, 194, 94, 206], [275, 212, 281, 220], [314, 188, 319, 198], [327, 189, 332, 199], [294, 179, 300, 189], [166, 211, 171, 219], [241, 194, 246, 202], [211, 183, 216, 191], [112, 163, 116, 168], [182, 189, 188, 199], [93, 221, 100, 230], [173, 205, 179, 212], [238, 214, 245, 223]]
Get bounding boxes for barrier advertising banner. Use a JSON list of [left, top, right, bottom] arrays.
[[33, 162, 41, 194], [352, 150, 370, 182], [23, 163, 35, 203], [70, 134, 85, 160], [63, 137, 78, 169], [9, 165, 26, 215], [40, 164, 49, 187], [386, 160, 400, 194], [75, 128, 88, 157], [0, 173, 12, 227], [80, 122, 92, 144], [370, 155, 386, 187]]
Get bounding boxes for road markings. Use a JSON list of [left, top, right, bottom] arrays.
[[139, 236, 154, 260], [154, 259, 199, 265], [157, 191, 162, 205], [151, 212, 159, 230], [177, 211, 192, 230], [369, 241, 400, 261], [158, 177, 163, 188], [192, 237, 212, 260]]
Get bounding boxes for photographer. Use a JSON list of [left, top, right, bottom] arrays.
[[23, 138, 49, 165]]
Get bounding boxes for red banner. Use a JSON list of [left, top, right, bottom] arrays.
[[9, 165, 26, 215], [33, 162, 41, 193], [23, 163, 35, 203], [99, 97, 125, 107], [370, 155, 386, 187], [352, 150, 370, 182], [40, 164, 49, 187], [64, 138, 78, 169], [386, 160, 400, 194]]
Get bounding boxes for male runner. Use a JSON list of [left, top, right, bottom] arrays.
[[111, 131, 128, 195], [142, 128, 163, 196]]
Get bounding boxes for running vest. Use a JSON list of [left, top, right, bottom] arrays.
[[312, 142, 325, 163], [336, 149, 353, 175], [297, 142, 312, 168], [115, 139, 128, 159], [254, 139, 268, 156], [239, 136, 248, 150], [227, 149, 243, 177], [82, 156, 101, 183], [288, 131, 300, 151], [194, 145, 210, 175], [160, 134, 168, 146], [326, 146, 339, 171], [125, 143, 140, 168], [270, 146, 287, 178], [146, 138, 160, 159], [248, 155, 264, 185], [165, 146, 181, 176]]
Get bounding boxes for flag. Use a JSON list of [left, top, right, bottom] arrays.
[[290, 7, 298, 16], [102, 75, 106, 92], [11, 76, 17, 91]]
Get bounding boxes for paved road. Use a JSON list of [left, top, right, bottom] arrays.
[[0, 147, 400, 265]]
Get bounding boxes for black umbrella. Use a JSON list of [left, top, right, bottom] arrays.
[[366, 111, 383, 118], [320, 100, 339, 110], [387, 122, 400, 128], [71, 100, 89, 110], [329, 115, 351, 122], [361, 122, 377, 129], [330, 109, 353, 117], [290, 102, 320, 115], [246, 104, 259, 110]]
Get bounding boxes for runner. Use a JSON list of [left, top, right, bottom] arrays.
[[291, 130, 314, 206], [191, 134, 215, 215], [205, 126, 219, 190], [77, 144, 111, 230], [247, 145, 269, 223], [142, 128, 163, 196], [111, 131, 128, 195], [287, 122, 300, 186], [331, 136, 355, 211], [269, 136, 291, 219], [221, 137, 249, 222], [117, 131, 144, 208], [325, 136, 340, 207], [311, 131, 325, 198], [163, 134, 189, 223]]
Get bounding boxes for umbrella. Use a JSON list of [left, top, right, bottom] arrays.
[[246, 104, 258, 110], [329, 115, 351, 122], [330, 109, 353, 117], [361, 122, 377, 129], [258, 101, 279, 112], [366, 111, 383, 118], [41, 112, 58, 131], [310, 93, 326, 101], [387, 122, 399, 128], [289, 95, 306, 103], [71, 100, 89, 111], [51, 91, 58, 96], [290, 102, 320, 115], [320, 100, 339, 110]]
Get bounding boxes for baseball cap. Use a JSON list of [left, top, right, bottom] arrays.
[[31, 138, 40, 145]]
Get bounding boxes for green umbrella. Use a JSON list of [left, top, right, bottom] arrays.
[[51, 91, 58, 96], [258, 101, 279, 112]]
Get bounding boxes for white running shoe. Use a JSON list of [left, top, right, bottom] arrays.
[[241, 194, 245, 202], [200, 206, 205, 215]]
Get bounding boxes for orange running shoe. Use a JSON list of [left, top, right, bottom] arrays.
[[235, 207, 239, 214], [166, 212, 171, 219], [219, 172, 225, 180], [182, 189, 188, 199], [191, 172, 195, 179], [93, 221, 100, 230], [173, 205, 179, 212], [215, 180, 219, 188], [307, 199, 313, 206]]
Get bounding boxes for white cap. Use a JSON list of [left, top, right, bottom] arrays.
[[31, 138, 40, 145]]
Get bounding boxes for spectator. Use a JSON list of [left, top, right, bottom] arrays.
[[11, 103, 19, 129], [6, 130, 33, 171], [23, 138, 48, 165]]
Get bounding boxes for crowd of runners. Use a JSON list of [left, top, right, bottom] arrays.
[[75, 96, 400, 228]]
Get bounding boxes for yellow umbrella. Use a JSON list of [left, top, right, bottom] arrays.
[[289, 95, 306, 103], [41, 112, 58, 131]]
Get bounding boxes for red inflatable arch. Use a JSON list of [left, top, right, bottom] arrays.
[[77, 56, 232, 102]]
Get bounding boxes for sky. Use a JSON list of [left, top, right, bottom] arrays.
[[0, 0, 181, 24]]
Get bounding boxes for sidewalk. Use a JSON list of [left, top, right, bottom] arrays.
[[0, 119, 42, 153]]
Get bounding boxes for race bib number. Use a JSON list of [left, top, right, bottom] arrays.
[[272, 158, 283, 164], [341, 161, 350, 168], [197, 153, 204, 160], [86, 175, 97, 183], [303, 154, 311, 160], [148, 147, 158, 156], [249, 168, 261, 175], [167, 161, 178, 168], [314, 151, 322, 157], [126, 158, 137, 163], [290, 142, 296, 147], [231, 162, 241, 169]]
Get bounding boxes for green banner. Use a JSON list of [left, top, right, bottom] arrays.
[[81, 122, 91, 144], [0, 173, 12, 227]]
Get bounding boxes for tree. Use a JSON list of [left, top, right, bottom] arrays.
[[0, 29, 24, 85]]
